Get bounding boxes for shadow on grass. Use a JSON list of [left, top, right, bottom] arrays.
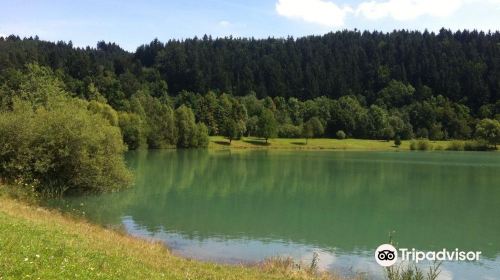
[[291, 141, 306, 146], [214, 140, 230, 146], [243, 139, 271, 146]]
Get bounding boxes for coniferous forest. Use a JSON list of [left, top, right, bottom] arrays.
[[1, 29, 500, 154]]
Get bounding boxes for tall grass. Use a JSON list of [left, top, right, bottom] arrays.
[[464, 140, 491, 151], [410, 140, 433, 151], [386, 262, 441, 280], [446, 141, 465, 151], [260, 253, 359, 280]]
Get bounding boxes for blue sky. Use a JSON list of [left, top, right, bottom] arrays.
[[1, 0, 499, 51]]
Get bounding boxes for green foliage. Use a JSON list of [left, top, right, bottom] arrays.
[[336, 130, 346, 140], [389, 115, 413, 140], [394, 135, 401, 147], [2, 33, 500, 146], [475, 118, 500, 147], [257, 109, 278, 143], [175, 105, 197, 148], [87, 100, 119, 126], [0, 64, 132, 195], [302, 117, 324, 143], [368, 105, 393, 139], [410, 140, 433, 151], [134, 92, 177, 148], [0, 98, 132, 195], [429, 123, 445, 140], [446, 141, 465, 151], [118, 112, 146, 150], [175, 105, 208, 148], [464, 140, 491, 151], [278, 124, 302, 138], [220, 96, 247, 142], [244, 115, 259, 137], [377, 80, 415, 108], [223, 119, 245, 143], [195, 123, 210, 148]]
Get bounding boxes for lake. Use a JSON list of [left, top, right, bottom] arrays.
[[50, 150, 500, 279]]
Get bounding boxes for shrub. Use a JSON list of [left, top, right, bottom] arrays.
[[417, 139, 432, 150], [464, 140, 491, 151], [410, 139, 432, 151], [475, 118, 500, 147], [175, 105, 209, 148], [278, 124, 302, 138], [336, 130, 346, 140], [446, 141, 464, 151], [0, 98, 133, 196], [394, 135, 401, 147], [302, 117, 324, 143], [194, 123, 209, 148], [409, 140, 417, 150], [257, 109, 278, 143], [222, 119, 246, 142], [118, 112, 146, 150]]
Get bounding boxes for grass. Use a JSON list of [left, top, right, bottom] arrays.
[[209, 136, 456, 151], [0, 192, 350, 280], [0, 193, 442, 280]]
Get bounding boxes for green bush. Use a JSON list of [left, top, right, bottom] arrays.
[[118, 112, 146, 150], [278, 124, 302, 138], [475, 118, 500, 147], [0, 64, 132, 196], [336, 130, 346, 140], [418, 140, 432, 150], [195, 123, 210, 148], [133, 93, 177, 149], [464, 140, 491, 151], [410, 139, 432, 151], [409, 140, 417, 150], [394, 135, 401, 147], [175, 105, 209, 148], [0, 98, 133, 196], [434, 145, 444, 151], [446, 141, 465, 151], [257, 109, 278, 143]]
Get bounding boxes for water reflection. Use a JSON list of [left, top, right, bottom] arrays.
[[52, 150, 500, 279]]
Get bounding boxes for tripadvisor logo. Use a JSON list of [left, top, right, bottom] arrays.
[[375, 244, 482, 267], [375, 244, 398, 267]]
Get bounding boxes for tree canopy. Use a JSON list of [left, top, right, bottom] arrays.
[[1, 31, 499, 146]]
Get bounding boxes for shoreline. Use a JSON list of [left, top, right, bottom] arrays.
[[208, 136, 485, 152], [0, 194, 347, 279]]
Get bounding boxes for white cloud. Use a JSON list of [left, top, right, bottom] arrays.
[[275, 0, 353, 27], [356, 0, 463, 21], [218, 20, 231, 27], [276, 0, 495, 27]]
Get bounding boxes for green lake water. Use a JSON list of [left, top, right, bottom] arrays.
[[51, 150, 500, 279]]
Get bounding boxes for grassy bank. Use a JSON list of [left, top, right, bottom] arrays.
[[209, 136, 456, 151], [0, 194, 346, 280]]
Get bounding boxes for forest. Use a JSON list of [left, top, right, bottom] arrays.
[[1, 30, 500, 193], [1, 30, 499, 146]]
